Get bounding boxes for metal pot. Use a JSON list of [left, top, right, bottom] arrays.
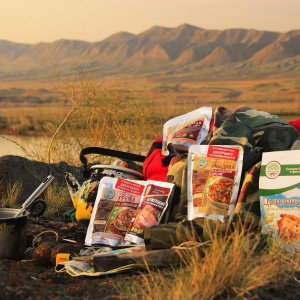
[[0, 208, 28, 260]]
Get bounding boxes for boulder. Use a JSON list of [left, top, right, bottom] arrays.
[[0, 155, 83, 204]]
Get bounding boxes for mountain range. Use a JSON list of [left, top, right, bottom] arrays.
[[1, 24, 300, 81]]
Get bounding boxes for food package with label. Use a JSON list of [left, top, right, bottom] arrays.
[[85, 177, 146, 247], [259, 150, 300, 252], [187, 145, 244, 223], [162, 106, 212, 156], [125, 180, 175, 244]]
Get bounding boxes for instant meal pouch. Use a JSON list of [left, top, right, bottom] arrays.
[[85, 177, 146, 247], [259, 150, 300, 252], [125, 180, 175, 244], [187, 145, 244, 223], [162, 106, 212, 156]]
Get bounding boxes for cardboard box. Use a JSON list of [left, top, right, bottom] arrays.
[[259, 150, 300, 251]]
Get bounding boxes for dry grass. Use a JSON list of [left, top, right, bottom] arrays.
[[0, 180, 71, 219], [0, 75, 299, 164], [122, 229, 299, 300], [43, 184, 71, 219], [0, 180, 23, 208], [1, 74, 163, 164]]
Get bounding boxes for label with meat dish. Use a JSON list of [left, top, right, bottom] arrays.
[[187, 145, 243, 223], [125, 180, 175, 244], [85, 177, 146, 247], [162, 106, 212, 156]]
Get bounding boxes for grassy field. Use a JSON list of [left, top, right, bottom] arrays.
[[1, 74, 299, 299], [1, 76, 299, 125], [1, 75, 299, 165]]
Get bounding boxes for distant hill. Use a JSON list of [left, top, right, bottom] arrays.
[[1, 24, 300, 81]]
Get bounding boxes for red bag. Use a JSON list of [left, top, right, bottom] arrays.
[[289, 119, 300, 133], [142, 138, 169, 181]]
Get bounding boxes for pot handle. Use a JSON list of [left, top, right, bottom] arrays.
[[79, 147, 146, 178]]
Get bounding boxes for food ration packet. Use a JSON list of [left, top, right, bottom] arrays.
[[187, 145, 243, 223], [162, 106, 212, 156], [259, 150, 300, 252], [125, 180, 175, 244], [85, 177, 146, 247]]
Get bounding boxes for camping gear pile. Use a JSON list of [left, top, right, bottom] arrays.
[[51, 105, 300, 276], [2, 105, 299, 276]]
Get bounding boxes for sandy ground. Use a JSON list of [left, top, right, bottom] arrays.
[[0, 217, 140, 300]]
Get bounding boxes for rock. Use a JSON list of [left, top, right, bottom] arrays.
[[0, 155, 83, 205]]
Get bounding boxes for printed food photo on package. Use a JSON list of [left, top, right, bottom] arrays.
[[259, 150, 300, 252], [125, 180, 175, 244], [162, 106, 212, 155], [187, 144, 244, 223], [85, 177, 146, 247]]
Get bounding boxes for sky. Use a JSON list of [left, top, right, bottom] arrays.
[[1, 0, 299, 44]]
